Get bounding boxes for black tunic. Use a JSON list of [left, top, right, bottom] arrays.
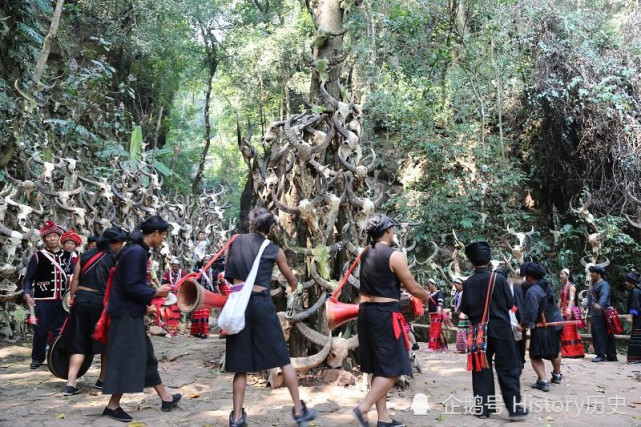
[[225, 233, 279, 287], [224, 235, 290, 372], [460, 267, 514, 339], [460, 267, 522, 416], [521, 280, 563, 330], [359, 243, 401, 300], [428, 290, 444, 313]]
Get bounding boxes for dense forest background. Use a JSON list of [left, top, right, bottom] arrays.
[[1, 0, 640, 307]]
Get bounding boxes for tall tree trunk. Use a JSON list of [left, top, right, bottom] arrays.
[[192, 65, 216, 194], [31, 0, 65, 89], [309, 0, 344, 104]]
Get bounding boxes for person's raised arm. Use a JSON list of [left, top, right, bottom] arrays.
[[275, 248, 298, 292], [390, 251, 429, 304]]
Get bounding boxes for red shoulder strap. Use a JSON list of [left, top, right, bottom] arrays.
[[481, 272, 496, 323], [80, 251, 106, 276], [330, 247, 367, 302]]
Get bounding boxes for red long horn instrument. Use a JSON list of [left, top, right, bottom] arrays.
[[177, 276, 227, 313], [325, 299, 359, 330]]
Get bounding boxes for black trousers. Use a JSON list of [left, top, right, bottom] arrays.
[[471, 336, 523, 416], [591, 314, 617, 359], [32, 300, 67, 362]]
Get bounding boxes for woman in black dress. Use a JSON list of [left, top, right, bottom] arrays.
[[351, 214, 429, 427], [60, 227, 128, 396], [224, 208, 316, 427], [101, 216, 181, 422]]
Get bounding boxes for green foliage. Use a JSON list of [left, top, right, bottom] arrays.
[[129, 125, 143, 162]]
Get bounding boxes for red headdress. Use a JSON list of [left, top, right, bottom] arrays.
[[39, 220, 64, 238], [61, 228, 82, 246]]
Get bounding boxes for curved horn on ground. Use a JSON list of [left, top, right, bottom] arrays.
[[295, 321, 328, 347], [290, 330, 332, 371]]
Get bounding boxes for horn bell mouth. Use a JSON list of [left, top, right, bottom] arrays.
[[177, 277, 202, 313]]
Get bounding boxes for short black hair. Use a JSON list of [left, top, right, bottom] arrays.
[[248, 207, 277, 234]]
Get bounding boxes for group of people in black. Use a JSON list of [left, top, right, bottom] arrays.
[[21, 211, 641, 426]]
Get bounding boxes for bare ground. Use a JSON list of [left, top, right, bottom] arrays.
[[1, 334, 641, 427]]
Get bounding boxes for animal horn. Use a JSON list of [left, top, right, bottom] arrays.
[[290, 330, 332, 371], [288, 291, 327, 322]]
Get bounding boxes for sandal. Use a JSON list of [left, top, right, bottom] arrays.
[[351, 406, 369, 427]]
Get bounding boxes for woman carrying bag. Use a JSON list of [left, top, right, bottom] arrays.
[[224, 208, 316, 427]]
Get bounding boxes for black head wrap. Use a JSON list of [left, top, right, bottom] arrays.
[[525, 263, 546, 280], [519, 262, 533, 277], [365, 214, 399, 246], [625, 271, 640, 285], [464, 241, 491, 266], [102, 226, 129, 243], [87, 235, 100, 243]]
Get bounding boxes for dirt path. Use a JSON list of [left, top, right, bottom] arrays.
[[1, 335, 641, 426]]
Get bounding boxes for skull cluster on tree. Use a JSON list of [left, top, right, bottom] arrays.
[[0, 155, 233, 297]]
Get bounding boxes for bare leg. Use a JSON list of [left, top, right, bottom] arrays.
[[531, 358, 545, 380], [408, 331, 416, 346], [232, 373, 247, 422], [375, 392, 392, 423], [153, 384, 172, 401], [281, 364, 303, 415], [106, 393, 123, 410], [98, 353, 106, 382], [67, 354, 85, 387], [355, 376, 398, 423], [551, 354, 562, 375]]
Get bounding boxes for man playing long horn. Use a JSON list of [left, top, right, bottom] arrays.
[[351, 214, 429, 427], [224, 208, 317, 427]]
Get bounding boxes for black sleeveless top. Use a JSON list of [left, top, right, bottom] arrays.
[[78, 248, 116, 293], [359, 242, 401, 300], [225, 233, 279, 287]]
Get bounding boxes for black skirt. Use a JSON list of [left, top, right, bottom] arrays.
[[358, 301, 412, 377], [529, 327, 562, 360], [102, 313, 162, 394], [225, 290, 291, 373], [58, 290, 106, 355]]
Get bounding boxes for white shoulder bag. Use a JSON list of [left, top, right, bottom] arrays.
[[217, 239, 270, 335]]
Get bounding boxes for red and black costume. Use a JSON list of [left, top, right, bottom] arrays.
[[559, 281, 584, 358], [23, 220, 73, 364], [428, 288, 447, 351], [161, 269, 185, 336]]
